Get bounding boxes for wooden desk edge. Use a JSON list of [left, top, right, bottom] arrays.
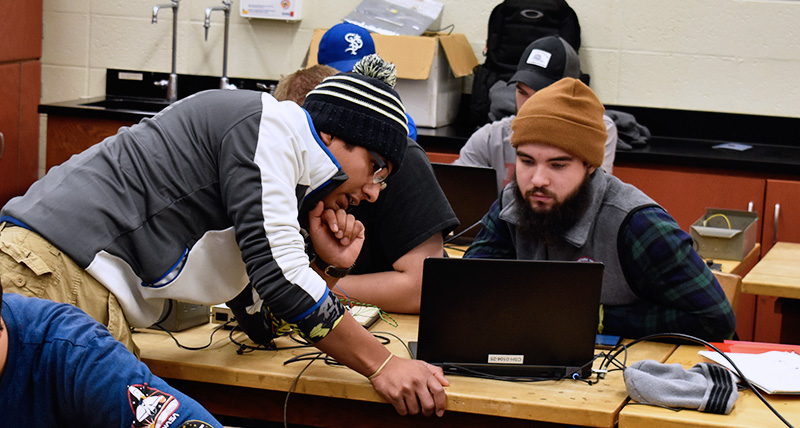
[[137, 323, 677, 427]]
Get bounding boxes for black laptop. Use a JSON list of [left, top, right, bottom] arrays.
[[413, 257, 604, 379], [431, 163, 498, 244]]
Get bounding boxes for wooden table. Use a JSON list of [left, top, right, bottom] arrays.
[[619, 345, 800, 428], [742, 242, 800, 344], [135, 315, 676, 428], [742, 242, 800, 299]]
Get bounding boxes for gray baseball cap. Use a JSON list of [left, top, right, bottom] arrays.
[[509, 36, 581, 91]]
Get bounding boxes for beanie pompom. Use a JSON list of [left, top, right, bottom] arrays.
[[352, 54, 398, 89]]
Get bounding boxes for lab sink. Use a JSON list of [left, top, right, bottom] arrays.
[[79, 98, 172, 113]]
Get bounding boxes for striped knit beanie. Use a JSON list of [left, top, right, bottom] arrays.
[[511, 77, 607, 168], [304, 55, 408, 172]]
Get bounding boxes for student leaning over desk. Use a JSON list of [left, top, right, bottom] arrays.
[[0, 58, 448, 417], [464, 78, 736, 342]]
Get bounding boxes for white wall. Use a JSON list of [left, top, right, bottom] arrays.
[[41, 0, 800, 118]]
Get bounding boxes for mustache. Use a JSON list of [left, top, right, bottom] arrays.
[[524, 187, 555, 199]]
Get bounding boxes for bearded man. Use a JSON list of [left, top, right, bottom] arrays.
[[463, 78, 735, 342]]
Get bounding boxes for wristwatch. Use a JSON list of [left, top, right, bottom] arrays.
[[313, 256, 352, 278]]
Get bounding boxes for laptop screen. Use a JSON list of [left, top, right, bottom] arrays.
[[415, 257, 604, 379], [431, 163, 498, 244]]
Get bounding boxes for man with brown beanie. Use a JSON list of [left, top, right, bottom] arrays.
[[1, 58, 448, 417], [464, 78, 735, 342]]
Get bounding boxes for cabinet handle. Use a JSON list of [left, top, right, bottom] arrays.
[[747, 201, 754, 212], [0, 131, 4, 160], [773, 203, 781, 245]]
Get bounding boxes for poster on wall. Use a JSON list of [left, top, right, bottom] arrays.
[[240, 0, 302, 20]]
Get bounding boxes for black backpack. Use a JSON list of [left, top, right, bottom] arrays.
[[470, 0, 582, 125]]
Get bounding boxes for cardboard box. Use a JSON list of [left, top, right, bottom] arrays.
[[307, 29, 478, 128], [690, 208, 758, 261]]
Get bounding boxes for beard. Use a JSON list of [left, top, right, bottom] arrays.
[[513, 172, 593, 245]]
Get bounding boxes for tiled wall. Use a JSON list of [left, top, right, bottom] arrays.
[[41, 0, 800, 118]]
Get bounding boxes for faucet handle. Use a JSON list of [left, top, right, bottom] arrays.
[[256, 83, 276, 94], [154, 79, 169, 87]]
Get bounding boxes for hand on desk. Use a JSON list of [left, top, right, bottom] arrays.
[[369, 356, 449, 417], [315, 312, 449, 417]]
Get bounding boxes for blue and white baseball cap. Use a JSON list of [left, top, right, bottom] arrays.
[[317, 22, 376, 72]]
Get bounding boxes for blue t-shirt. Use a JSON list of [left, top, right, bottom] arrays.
[[0, 293, 222, 428], [406, 113, 417, 141]]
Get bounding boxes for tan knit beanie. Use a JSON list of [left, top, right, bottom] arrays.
[[510, 77, 607, 168]]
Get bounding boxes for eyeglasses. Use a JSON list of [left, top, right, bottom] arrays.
[[369, 151, 389, 190]]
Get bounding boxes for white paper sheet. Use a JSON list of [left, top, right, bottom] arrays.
[[699, 350, 800, 394]]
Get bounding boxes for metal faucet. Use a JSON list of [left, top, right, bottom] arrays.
[[152, 0, 180, 102], [204, 0, 234, 90]]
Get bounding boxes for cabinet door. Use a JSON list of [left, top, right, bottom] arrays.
[[753, 179, 800, 343], [613, 164, 766, 233], [0, 0, 42, 63], [18, 60, 41, 194], [0, 63, 21, 206], [46, 116, 133, 170], [762, 179, 800, 253]]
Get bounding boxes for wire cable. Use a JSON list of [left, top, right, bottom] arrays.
[[426, 23, 455, 35], [443, 220, 483, 245], [283, 352, 324, 428], [152, 320, 232, 350]]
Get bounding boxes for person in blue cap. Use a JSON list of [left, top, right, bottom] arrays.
[[317, 22, 418, 141]]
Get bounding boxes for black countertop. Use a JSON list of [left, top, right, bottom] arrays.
[[416, 124, 800, 176], [416, 104, 800, 177], [39, 68, 279, 122], [40, 70, 800, 177]]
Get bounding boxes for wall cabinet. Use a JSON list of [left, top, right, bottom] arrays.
[[45, 116, 134, 170], [0, 61, 41, 206], [0, 0, 42, 206], [612, 164, 766, 234], [0, 64, 21, 205]]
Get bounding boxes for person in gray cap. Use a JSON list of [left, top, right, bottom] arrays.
[[455, 36, 618, 194], [0, 57, 449, 417]]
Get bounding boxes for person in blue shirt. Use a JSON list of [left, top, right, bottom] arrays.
[[0, 279, 223, 428]]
